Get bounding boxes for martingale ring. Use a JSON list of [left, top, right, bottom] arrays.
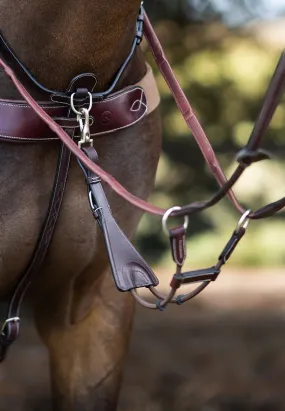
[[70, 92, 93, 115], [236, 209, 251, 231], [162, 206, 189, 237]]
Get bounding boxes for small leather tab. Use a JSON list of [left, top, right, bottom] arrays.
[[74, 88, 89, 99], [169, 225, 186, 267]]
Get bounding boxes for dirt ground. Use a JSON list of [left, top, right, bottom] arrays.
[[1, 269, 285, 411]]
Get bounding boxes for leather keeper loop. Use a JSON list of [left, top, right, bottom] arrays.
[[169, 225, 186, 267]]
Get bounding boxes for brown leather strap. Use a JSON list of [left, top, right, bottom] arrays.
[[0, 86, 148, 142], [143, 12, 243, 213], [0, 138, 72, 362]]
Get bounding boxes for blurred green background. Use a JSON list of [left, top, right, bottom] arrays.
[[135, 0, 285, 270]]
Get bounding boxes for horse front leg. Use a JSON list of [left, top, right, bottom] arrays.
[[34, 266, 135, 411], [33, 108, 161, 410]]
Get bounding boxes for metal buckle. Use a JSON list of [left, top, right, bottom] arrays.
[[162, 206, 189, 236], [1, 317, 20, 336]]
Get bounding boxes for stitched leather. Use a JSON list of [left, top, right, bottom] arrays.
[[168, 226, 186, 267], [80, 146, 159, 291], [0, 139, 72, 361], [0, 86, 147, 142]]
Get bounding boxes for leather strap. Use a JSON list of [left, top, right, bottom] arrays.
[[0, 139, 72, 361], [0, 64, 161, 142], [143, 13, 243, 212], [79, 146, 159, 291]]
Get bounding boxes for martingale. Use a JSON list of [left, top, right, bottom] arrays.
[[0, 3, 284, 360]]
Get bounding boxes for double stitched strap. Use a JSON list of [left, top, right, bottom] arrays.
[[0, 65, 160, 142], [0, 139, 72, 361]]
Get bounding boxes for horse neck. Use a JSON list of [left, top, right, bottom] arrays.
[[0, 0, 144, 91]]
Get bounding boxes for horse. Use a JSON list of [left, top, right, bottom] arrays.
[[0, 0, 162, 409]]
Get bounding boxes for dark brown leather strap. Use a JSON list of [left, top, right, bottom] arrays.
[[0, 138, 72, 362], [79, 146, 159, 291]]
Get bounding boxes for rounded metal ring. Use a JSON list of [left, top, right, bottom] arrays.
[[70, 92, 93, 116], [236, 209, 251, 231], [162, 206, 189, 236]]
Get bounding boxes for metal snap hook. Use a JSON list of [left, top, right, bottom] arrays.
[[162, 206, 189, 237]]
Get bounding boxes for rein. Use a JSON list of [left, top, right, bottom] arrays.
[[0, 4, 285, 359]]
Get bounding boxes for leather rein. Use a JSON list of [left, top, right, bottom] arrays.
[[0, 4, 285, 359]]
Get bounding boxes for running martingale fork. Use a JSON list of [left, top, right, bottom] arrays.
[[0, 4, 284, 358]]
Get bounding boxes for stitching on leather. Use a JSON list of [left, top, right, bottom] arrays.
[[0, 107, 146, 141], [130, 89, 147, 112], [147, 38, 222, 178], [0, 101, 63, 109], [130, 269, 150, 288], [173, 237, 178, 262], [95, 184, 156, 288], [0, 88, 148, 141], [22, 144, 66, 271], [74, 106, 147, 138], [0, 134, 58, 141], [94, 87, 144, 105]]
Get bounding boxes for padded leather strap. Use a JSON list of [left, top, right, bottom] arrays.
[[0, 64, 159, 142], [0, 86, 147, 142], [79, 146, 159, 291]]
